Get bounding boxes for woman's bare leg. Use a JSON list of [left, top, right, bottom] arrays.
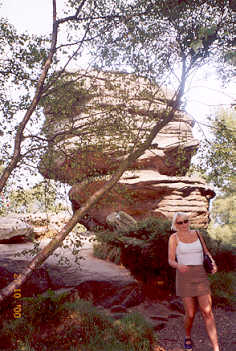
[[198, 294, 220, 351], [182, 297, 197, 340]]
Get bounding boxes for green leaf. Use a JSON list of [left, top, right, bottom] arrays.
[[190, 39, 204, 52]]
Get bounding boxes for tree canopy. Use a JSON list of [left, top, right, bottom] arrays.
[[87, 0, 235, 84], [195, 108, 236, 190]]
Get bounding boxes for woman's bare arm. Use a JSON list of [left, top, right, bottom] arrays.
[[168, 234, 178, 268]]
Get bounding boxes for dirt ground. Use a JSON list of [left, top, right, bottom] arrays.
[[154, 306, 235, 351]]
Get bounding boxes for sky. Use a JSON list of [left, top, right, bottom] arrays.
[[0, 1, 235, 142], [0, 0, 64, 35]]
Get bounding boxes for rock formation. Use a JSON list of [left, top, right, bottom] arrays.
[[106, 211, 138, 232], [0, 215, 34, 243], [40, 70, 215, 228]]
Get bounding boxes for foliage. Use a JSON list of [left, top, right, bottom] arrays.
[[191, 107, 236, 256], [0, 291, 156, 351], [0, 17, 51, 181], [209, 272, 236, 310], [6, 180, 67, 214], [89, 0, 235, 84], [0, 0, 235, 304], [194, 108, 236, 190], [94, 217, 174, 289], [198, 229, 235, 273], [93, 242, 121, 265], [207, 190, 236, 246]]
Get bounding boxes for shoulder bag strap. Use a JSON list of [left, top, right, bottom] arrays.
[[196, 230, 206, 254], [175, 233, 179, 262]]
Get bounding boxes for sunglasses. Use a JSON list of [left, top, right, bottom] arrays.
[[176, 219, 189, 225]]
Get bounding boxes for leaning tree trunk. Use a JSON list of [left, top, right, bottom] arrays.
[[0, 99, 182, 302]]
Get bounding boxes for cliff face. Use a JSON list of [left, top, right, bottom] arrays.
[[40, 70, 215, 229]]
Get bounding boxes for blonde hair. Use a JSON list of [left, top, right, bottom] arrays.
[[171, 212, 188, 231]]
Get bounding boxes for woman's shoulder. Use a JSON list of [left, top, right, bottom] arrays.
[[191, 229, 200, 237], [169, 232, 177, 242]]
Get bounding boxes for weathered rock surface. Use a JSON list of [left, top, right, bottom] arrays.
[[0, 236, 143, 307], [0, 259, 53, 296], [67, 280, 144, 308], [69, 176, 215, 229], [0, 215, 34, 243], [39, 70, 215, 228], [106, 211, 137, 232]]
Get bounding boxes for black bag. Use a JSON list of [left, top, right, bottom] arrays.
[[203, 253, 214, 274], [196, 232, 214, 274]]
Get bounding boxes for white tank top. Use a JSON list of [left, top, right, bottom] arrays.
[[176, 234, 203, 265]]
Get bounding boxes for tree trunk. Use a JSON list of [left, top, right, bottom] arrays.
[[0, 101, 181, 303]]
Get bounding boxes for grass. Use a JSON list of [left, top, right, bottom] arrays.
[[0, 290, 157, 351]]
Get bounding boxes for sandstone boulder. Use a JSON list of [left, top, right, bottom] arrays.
[[106, 211, 137, 232], [0, 258, 144, 309], [0, 259, 52, 296], [19, 212, 72, 237], [39, 70, 215, 228], [39, 70, 198, 183], [69, 175, 215, 229], [68, 280, 144, 309]]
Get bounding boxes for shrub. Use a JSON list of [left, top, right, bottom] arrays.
[[114, 311, 156, 348], [93, 242, 121, 265], [0, 289, 70, 350], [0, 291, 156, 351], [209, 272, 236, 310], [94, 216, 175, 291]]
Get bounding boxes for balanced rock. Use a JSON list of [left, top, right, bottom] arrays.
[[40, 70, 215, 228]]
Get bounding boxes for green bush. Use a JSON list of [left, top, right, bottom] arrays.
[[209, 272, 236, 310], [93, 242, 121, 265], [114, 311, 157, 349], [94, 216, 175, 291], [0, 289, 70, 350], [0, 291, 156, 351]]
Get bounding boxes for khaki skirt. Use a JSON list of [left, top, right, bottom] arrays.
[[176, 265, 211, 297]]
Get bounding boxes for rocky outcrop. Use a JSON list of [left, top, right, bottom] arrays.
[[0, 216, 34, 243], [0, 259, 53, 296], [40, 70, 215, 228], [0, 238, 143, 306]]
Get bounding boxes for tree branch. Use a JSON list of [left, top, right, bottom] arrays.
[[0, 0, 58, 192]]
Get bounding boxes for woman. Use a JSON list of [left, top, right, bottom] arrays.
[[168, 212, 220, 351]]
